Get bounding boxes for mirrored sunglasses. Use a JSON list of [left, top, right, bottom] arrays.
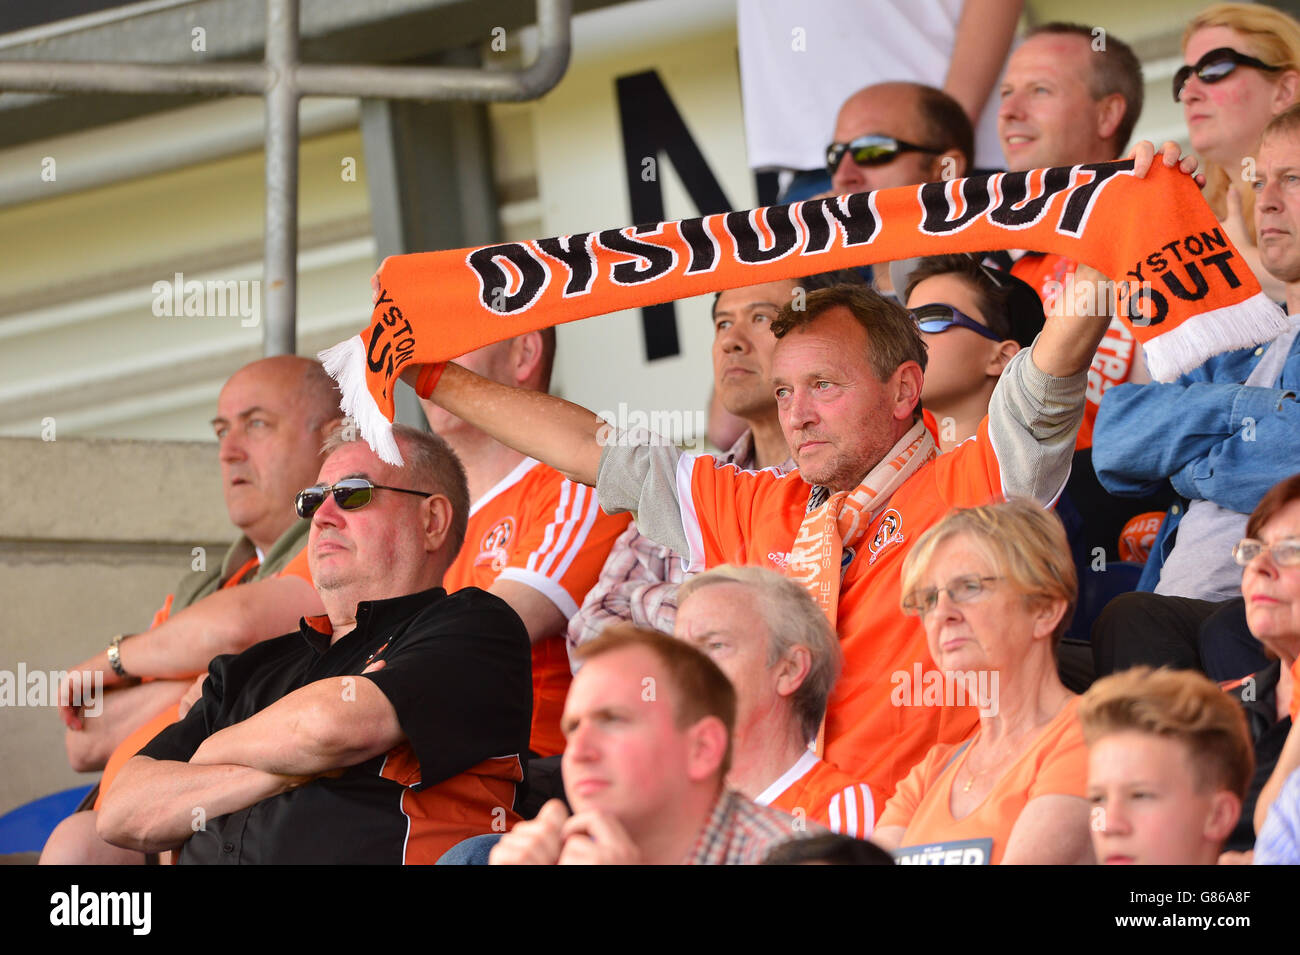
[[295, 478, 434, 519]]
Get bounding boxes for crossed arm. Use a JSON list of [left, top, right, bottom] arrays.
[[97, 670, 402, 853], [63, 574, 322, 771]]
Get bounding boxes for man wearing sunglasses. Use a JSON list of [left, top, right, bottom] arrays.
[[824, 82, 973, 298], [99, 424, 534, 863], [41, 356, 338, 865]]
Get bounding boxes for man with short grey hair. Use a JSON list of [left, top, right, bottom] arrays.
[[676, 565, 876, 837]]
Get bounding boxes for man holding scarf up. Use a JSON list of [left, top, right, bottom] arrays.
[[345, 144, 1214, 815]]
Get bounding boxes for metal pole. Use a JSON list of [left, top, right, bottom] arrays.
[[262, 0, 299, 356], [0, 0, 574, 358]]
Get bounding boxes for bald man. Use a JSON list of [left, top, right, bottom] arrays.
[[42, 356, 341, 864]]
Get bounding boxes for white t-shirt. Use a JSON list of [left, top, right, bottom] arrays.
[[737, 0, 1005, 171]]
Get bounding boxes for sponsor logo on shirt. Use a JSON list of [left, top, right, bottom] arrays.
[[868, 508, 905, 565], [767, 551, 791, 570], [475, 517, 515, 572]]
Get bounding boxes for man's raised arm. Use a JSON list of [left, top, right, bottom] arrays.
[[990, 141, 1205, 504], [410, 363, 608, 487]]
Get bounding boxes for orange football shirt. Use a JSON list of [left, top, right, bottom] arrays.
[[1011, 252, 1136, 450], [443, 457, 630, 757], [676, 418, 1035, 800], [762, 750, 879, 837], [878, 698, 1087, 865]]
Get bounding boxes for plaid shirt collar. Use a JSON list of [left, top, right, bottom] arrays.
[[682, 788, 800, 865]]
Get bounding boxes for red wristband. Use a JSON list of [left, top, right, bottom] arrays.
[[414, 362, 448, 399]]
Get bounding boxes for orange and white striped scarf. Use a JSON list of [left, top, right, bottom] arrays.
[[788, 420, 935, 623]]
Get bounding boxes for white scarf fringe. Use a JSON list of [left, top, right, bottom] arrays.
[[318, 335, 405, 466], [1143, 291, 1288, 382]]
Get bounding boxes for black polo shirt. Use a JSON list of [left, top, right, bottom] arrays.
[[139, 585, 532, 864]]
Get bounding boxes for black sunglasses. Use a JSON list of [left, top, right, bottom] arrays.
[[826, 134, 944, 176], [295, 477, 435, 519], [1173, 46, 1282, 102]]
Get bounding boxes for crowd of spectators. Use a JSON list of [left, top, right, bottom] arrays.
[[36, 2, 1300, 865]]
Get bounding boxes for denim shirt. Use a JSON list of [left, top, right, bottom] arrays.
[[1093, 321, 1300, 591]]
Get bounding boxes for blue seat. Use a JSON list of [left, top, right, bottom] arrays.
[[0, 785, 94, 854]]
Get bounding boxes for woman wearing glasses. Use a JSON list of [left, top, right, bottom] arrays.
[[871, 499, 1093, 864], [1234, 474, 1300, 843], [1180, 3, 1300, 300]]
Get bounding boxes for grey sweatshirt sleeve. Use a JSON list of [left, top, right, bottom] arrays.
[[987, 344, 1089, 504], [594, 440, 693, 557]]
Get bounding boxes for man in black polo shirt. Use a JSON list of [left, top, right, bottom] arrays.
[[98, 424, 533, 864]]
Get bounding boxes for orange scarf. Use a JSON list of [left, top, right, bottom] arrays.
[[789, 420, 936, 622], [323, 161, 1285, 465]]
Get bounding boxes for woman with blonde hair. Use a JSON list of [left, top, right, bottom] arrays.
[[1180, 3, 1300, 299], [872, 499, 1093, 864]]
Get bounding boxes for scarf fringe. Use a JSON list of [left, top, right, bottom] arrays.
[[318, 335, 405, 466], [1142, 291, 1288, 382]]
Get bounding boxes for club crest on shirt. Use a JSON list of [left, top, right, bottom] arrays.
[[868, 509, 905, 566], [474, 516, 515, 572]]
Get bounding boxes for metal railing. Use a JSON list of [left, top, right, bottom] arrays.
[[0, 0, 572, 354]]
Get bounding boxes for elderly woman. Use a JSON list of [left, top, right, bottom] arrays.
[[1180, 3, 1300, 299], [872, 499, 1093, 864], [1237, 474, 1300, 841]]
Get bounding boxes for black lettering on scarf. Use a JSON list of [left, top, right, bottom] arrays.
[[1161, 261, 1210, 301], [919, 174, 995, 235], [724, 204, 800, 264], [1201, 251, 1242, 288], [366, 321, 392, 376], [597, 224, 678, 286], [680, 215, 720, 275], [1125, 283, 1169, 326], [796, 193, 881, 252], [534, 234, 597, 297], [989, 167, 1073, 229], [465, 243, 550, 314], [1056, 161, 1134, 237]]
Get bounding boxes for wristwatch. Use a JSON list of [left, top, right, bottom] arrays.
[[107, 634, 129, 678]]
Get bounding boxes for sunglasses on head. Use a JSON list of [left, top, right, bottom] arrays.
[[909, 303, 1005, 343], [1173, 46, 1282, 102], [825, 134, 943, 176], [295, 477, 435, 519]]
